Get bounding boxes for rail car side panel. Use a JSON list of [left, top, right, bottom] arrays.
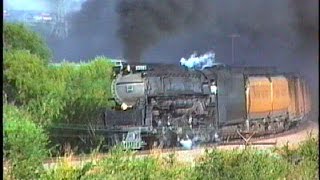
[[301, 80, 311, 115], [296, 78, 305, 116], [270, 76, 290, 117], [302, 79, 311, 115], [247, 77, 272, 119], [287, 76, 299, 118]]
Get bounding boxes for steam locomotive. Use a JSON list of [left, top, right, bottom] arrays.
[[104, 62, 311, 149]]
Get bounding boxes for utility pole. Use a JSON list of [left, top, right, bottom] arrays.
[[228, 33, 240, 65], [51, 0, 68, 39]]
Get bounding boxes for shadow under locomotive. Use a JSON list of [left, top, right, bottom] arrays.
[[104, 63, 311, 150]]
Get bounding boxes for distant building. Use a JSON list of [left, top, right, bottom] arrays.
[[4, 9, 53, 23]]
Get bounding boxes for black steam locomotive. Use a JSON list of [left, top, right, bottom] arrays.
[[104, 62, 311, 149]]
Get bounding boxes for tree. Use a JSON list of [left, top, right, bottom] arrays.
[[3, 22, 52, 63], [4, 50, 64, 125]]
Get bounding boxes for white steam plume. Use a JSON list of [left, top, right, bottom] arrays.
[[180, 51, 218, 70]]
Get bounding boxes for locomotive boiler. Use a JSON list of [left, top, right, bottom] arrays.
[[104, 63, 311, 149]]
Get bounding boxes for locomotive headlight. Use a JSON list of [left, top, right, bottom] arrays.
[[121, 103, 128, 110], [210, 85, 217, 94]]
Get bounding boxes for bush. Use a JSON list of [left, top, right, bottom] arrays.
[[276, 134, 319, 179], [4, 50, 64, 125], [4, 50, 50, 102], [39, 158, 94, 180], [53, 57, 115, 124], [3, 22, 52, 62], [297, 134, 319, 163], [4, 52, 115, 155], [4, 51, 115, 125], [83, 150, 158, 179], [296, 135, 319, 179], [40, 148, 190, 180], [4, 104, 49, 180], [192, 148, 289, 180], [39, 137, 319, 179]]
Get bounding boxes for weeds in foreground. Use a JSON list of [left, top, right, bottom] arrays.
[[5, 136, 319, 180]]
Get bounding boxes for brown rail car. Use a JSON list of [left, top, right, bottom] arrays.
[[246, 75, 290, 120], [302, 79, 311, 115], [270, 76, 291, 117], [296, 78, 306, 116], [287, 76, 299, 118], [246, 76, 273, 119]]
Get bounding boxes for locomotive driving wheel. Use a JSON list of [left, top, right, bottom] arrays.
[[284, 119, 290, 131], [251, 122, 264, 133], [156, 128, 177, 149]]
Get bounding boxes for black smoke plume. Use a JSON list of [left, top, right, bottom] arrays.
[[116, 0, 214, 62], [114, 0, 318, 120]]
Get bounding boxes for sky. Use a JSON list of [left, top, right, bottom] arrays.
[[4, 0, 49, 11], [3, 0, 86, 11]]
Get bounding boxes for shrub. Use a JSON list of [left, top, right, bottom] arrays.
[[4, 50, 65, 125], [277, 134, 319, 179], [39, 157, 94, 180], [4, 52, 115, 155], [50, 57, 115, 124], [297, 133, 319, 163], [85, 150, 158, 179], [192, 148, 288, 180], [43, 148, 190, 180], [4, 50, 115, 126], [4, 104, 49, 180], [39, 138, 318, 179], [3, 22, 52, 62]]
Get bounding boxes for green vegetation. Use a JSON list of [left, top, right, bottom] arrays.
[[47, 58, 114, 124], [4, 104, 49, 180], [4, 23, 52, 63], [40, 148, 190, 180], [192, 149, 289, 180], [4, 50, 114, 125], [4, 135, 319, 179], [35, 137, 320, 180], [4, 50, 58, 125], [3, 23, 115, 179], [274, 134, 319, 179]]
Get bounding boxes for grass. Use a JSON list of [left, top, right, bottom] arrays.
[[33, 135, 318, 180]]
